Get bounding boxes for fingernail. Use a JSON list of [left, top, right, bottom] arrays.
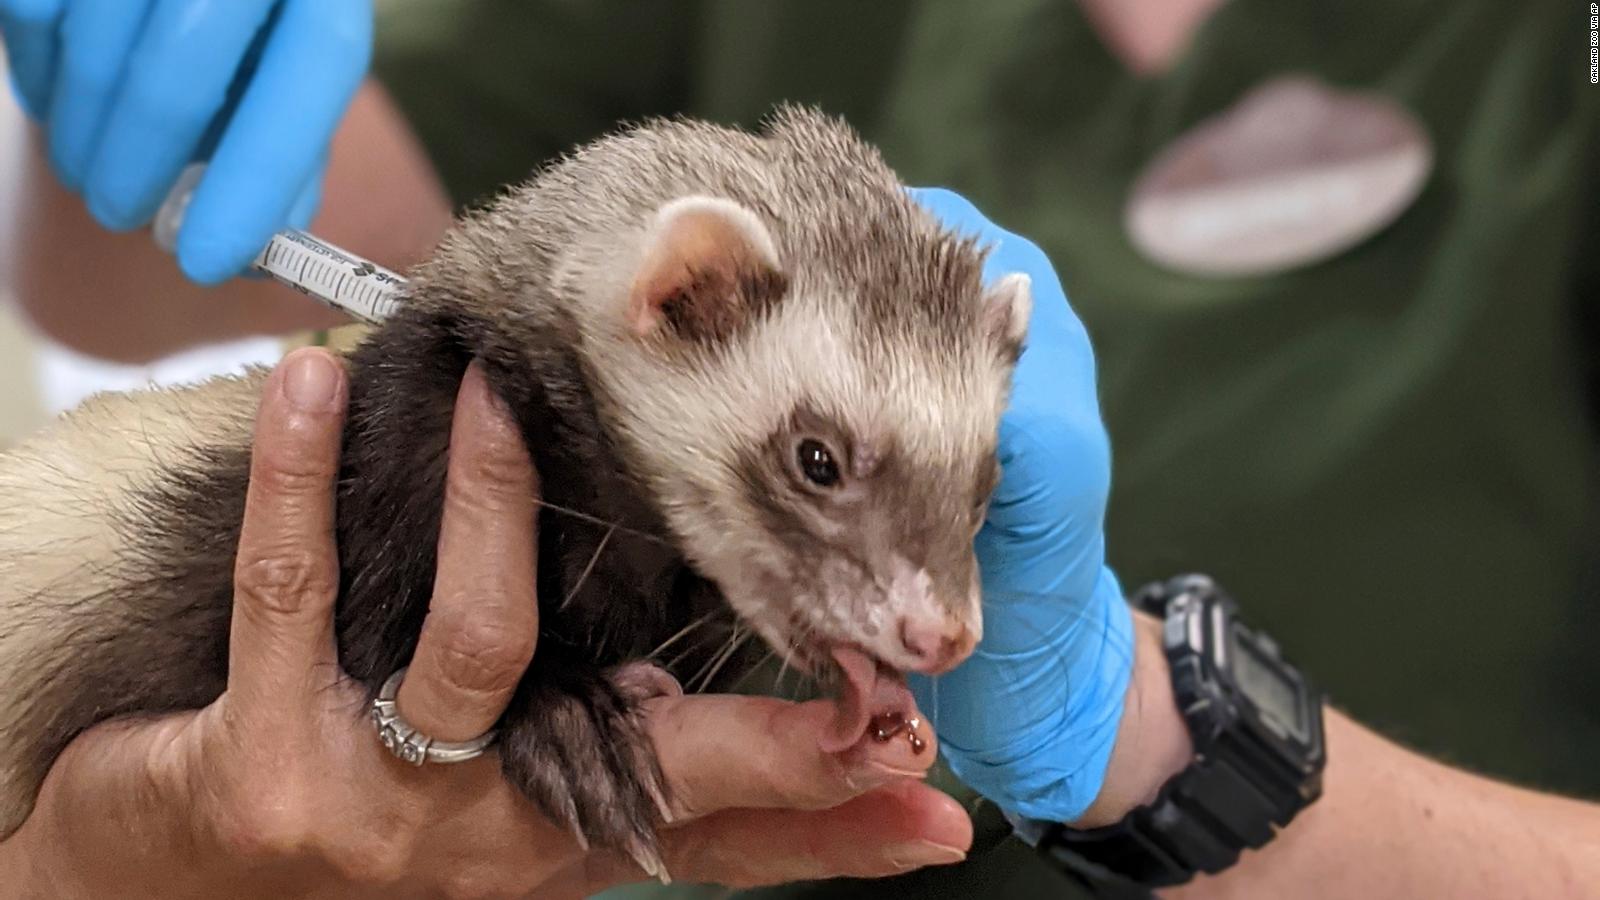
[[283, 351, 342, 412], [474, 365, 514, 418], [884, 840, 966, 871], [866, 759, 927, 777], [846, 761, 927, 792]]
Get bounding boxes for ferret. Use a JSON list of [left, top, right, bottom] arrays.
[[0, 107, 1030, 871]]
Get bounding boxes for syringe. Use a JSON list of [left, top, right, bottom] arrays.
[[153, 163, 405, 323]]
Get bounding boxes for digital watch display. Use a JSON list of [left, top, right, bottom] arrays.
[[1016, 574, 1327, 897], [1229, 620, 1310, 744]]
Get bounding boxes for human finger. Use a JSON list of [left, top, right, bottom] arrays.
[[396, 362, 539, 743], [0, 0, 64, 119], [228, 348, 348, 709], [177, 0, 370, 283], [81, 0, 279, 230], [45, 0, 152, 190], [647, 693, 939, 821], [286, 157, 326, 231], [561, 779, 972, 893]]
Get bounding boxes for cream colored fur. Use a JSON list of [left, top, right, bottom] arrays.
[[0, 371, 263, 829]]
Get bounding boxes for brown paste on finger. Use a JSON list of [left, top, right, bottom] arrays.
[[868, 712, 927, 754]]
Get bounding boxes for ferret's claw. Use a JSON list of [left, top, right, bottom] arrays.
[[628, 840, 670, 884], [648, 780, 676, 825]]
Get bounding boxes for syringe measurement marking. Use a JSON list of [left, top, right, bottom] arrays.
[[247, 232, 406, 323]]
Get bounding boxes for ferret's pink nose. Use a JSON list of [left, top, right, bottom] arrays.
[[898, 618, 978, 675]]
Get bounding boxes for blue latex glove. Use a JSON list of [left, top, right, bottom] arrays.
[[907, 188, 1135, 824], [0, 0, 372, 283]]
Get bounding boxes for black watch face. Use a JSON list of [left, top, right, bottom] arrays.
[[1228, 623, 1310, 744]]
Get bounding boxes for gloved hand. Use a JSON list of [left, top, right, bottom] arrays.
[[0, 0, 372, 283], [908, 187, 1135, 824]]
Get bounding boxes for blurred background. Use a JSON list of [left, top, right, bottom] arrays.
[[0, 90, 44, 443], [0, 84, 285, 444], [0, 301, 43, 445]]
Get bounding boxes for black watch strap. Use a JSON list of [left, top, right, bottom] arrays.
[[1045, 748, 1295, 890], [1021, 575, 1325, 896]]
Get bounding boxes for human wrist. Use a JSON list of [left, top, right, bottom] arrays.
[[5, 719, 215, 898], [1071, 610, 1194, 828]]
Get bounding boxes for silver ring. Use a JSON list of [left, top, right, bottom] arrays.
[[370, 666, 499, 765]]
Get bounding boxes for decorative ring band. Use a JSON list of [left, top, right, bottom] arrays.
[[370, 666, 499, 765]]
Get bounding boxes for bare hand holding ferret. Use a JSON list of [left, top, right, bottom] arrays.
[[0, 349, 970, 899]]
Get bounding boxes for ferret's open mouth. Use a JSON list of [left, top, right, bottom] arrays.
[[818, 644, 920, 754]]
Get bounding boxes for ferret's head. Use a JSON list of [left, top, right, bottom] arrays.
[[573, 120, 1030, 717]]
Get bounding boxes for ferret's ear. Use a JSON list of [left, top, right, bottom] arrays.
[[626, 196, 786, 341], [982, 272, 1032, 350]]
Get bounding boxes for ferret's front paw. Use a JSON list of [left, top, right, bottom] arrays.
[[498, 664, 676, 879]]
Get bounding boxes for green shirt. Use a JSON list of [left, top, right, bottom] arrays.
[[374, 1, 1600, 895]]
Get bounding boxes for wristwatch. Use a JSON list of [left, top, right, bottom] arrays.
[[1012, 574, 1327, 898]]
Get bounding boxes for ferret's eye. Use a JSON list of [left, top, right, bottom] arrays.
[[797, 439, 841, 488]]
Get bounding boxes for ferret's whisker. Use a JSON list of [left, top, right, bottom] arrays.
[[729, 647, 778, 693], [689, 625, 750, 693], [531, 499, 672, 548], [702, 629, 754, 692], [663, 623, 735, 673], [647, 609, 723, 661], [687, 627, 740, 693], [774, 648, 796, 695], [773, 620, 815, 695], [559, 524, 614, 612]]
